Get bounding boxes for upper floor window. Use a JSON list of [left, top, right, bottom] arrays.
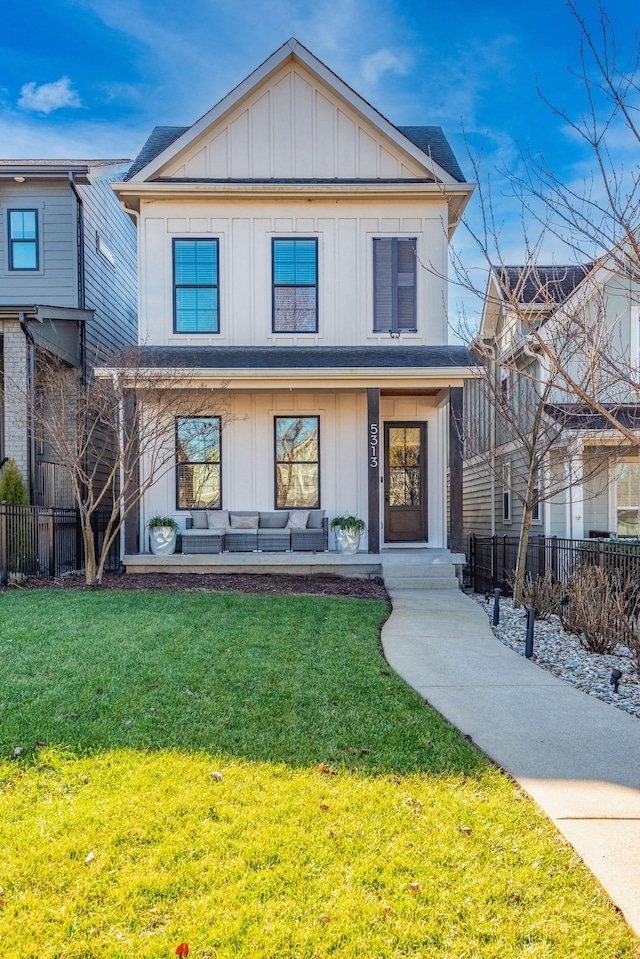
[[8, 210, 38, 270], [272, 238, 318, 333], [373, 237, 416, 333], [173, 239, 219, 333]]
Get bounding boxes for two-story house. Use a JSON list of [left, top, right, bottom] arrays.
[[0, 159, 137, 505], [464, 261, 640, 542], [110, 39, 475, 560]]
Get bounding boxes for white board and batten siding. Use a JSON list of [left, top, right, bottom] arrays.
[[161, 64, 429, 183], [140, 199, 449, 347], [143, 390, 449, 548]]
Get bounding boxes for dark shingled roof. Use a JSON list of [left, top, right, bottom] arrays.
[[102, 345, 475, 370], [126, 124, 465, 183], [397, 127, 465, 182], [125, 126, 189, 180], [545, 403, 640, 431], [498, 264, 593, 305]]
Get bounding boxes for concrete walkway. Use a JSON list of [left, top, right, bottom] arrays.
[[381, 585, 640, 938]]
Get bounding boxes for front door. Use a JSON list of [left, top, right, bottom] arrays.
[[384, 422, 428, 542]]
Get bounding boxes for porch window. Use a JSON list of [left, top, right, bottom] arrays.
[[373, 238, 416, 333], [8, 210, 38, 270], [616, 461, 640, 536], [176, 416, 221, 509], [173, 239, 219, 333], [272, 238, 318, 332], [275, 416, 319, 508]]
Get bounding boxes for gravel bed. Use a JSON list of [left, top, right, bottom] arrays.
[[474, 593, 640, 718]]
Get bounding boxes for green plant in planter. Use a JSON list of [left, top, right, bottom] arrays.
[[147, 515, 179, 532], [147, 516, 179, 557], [330, 515, 366, 532]]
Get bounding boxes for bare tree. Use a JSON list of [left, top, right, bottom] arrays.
[[446, 3, 640, 596], [31, 347, 230, 585]]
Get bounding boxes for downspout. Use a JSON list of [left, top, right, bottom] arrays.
[[68, 172, 87, 383], [18, 313, 37, 504]]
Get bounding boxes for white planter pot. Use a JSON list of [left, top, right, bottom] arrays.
[[334, 528, 361, 554], [149, 527, 177, 557]]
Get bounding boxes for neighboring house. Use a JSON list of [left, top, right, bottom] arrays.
[[111, 38, 475, 556], [0, 159, 137, 505], [464, 261, 640, 541]]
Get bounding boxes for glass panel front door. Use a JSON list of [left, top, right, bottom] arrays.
[[384, 422, 427, 542]]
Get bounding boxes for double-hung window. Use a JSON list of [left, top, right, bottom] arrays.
[[373, 237, 416, 333], [173, 239, 219, 333], [275, 416, 320, 508], [272, 238, 318, 332], [176, 416, 221, 509], [8, 210, 38, 270]]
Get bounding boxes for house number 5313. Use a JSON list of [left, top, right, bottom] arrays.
[[369, 423, 379, 469]]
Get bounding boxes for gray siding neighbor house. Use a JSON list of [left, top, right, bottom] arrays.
[[0, 159, 137, 504], [463, 261, 640, 542]]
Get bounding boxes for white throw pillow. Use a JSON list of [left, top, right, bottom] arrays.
[[286, 509, 310, 529]]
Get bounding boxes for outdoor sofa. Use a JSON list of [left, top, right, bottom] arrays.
[[182, 509, 328, 554]]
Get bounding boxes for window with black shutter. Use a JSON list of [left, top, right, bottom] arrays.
[[373, 237, 417, 333]]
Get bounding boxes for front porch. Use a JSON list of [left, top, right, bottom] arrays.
[[123, 545, 466, 583]]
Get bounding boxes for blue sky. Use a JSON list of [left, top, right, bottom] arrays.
[[0, 0, 635, 324]]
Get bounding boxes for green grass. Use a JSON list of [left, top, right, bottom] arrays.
[[0, 589, 636, 958]]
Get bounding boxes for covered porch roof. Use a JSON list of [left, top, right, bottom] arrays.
[[98, 344, 477, 389]]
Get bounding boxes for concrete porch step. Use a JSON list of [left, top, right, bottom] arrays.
[[383, 571, 458, 590]]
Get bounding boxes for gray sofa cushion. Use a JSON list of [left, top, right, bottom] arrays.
[[259, 511, 289, 528], [230, 512, 259, 529], [306, 509, 325, 529], [257, 528, 291, 538], [190, 510, 208, 529]]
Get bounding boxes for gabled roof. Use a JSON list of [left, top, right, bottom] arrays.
[[125, 127, 188, 181], [397, 127, 465, 183], [498, 264, 593, 305], [125, 38, 469, 187]]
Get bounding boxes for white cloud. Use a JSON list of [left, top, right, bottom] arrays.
[[18, 77, 82, 114], [360, 48, 411, 86]]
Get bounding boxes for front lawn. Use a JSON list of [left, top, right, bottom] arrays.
[[0, 590, 636, 958]]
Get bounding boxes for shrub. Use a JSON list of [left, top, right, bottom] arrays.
[[0, 458, 28, 505], [559, 565, 638, 655], [519, 569, 564, 620]]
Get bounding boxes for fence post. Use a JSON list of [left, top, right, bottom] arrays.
[[0, 502, 7, 588], [75, 508, 83, 572], [538, 535, 546, 577], [469, 534, 475, 591], [551, 536, 558, 580], [598, 539, 605, 569], [492, 535, 498, 589], [48, 508, 56, 579]]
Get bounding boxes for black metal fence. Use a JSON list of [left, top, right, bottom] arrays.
[[467, 534, 640, 594], [0, 504, 120, 586]]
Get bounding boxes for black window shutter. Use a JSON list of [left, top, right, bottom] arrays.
[[373, 237, 416, 333]]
